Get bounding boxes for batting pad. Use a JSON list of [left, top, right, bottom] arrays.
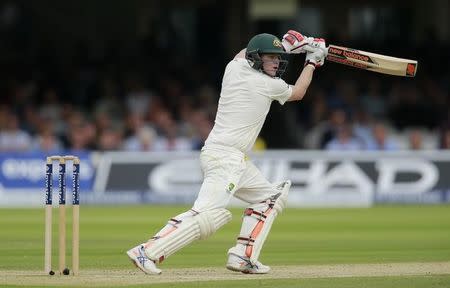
[[144, 208, 232, 263], [236, 180, 291, 263]]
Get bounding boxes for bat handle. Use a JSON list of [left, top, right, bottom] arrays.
[[302, 45, 329, 55]]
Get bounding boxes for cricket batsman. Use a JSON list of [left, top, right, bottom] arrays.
[[127, 30, 327, 274]]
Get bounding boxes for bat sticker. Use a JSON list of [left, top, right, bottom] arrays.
[[406, 63, 416, 76]]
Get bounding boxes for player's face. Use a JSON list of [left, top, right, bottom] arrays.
[[261, 54, 281, 77]]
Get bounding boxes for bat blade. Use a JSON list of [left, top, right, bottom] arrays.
[[326, 45, 418, 77]]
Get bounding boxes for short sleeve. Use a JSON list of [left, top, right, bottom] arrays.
[[263, 77, 292, 105]]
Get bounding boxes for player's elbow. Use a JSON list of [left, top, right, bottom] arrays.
[[288, 87, 306, 101]]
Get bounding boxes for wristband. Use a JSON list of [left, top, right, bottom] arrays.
[[304, 60, 318, 69]]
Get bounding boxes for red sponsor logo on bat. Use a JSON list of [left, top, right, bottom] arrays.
[[328, 47, 343, 56], [329, 47, 372, 63], [406, 63, 416, 76], [342, 50, 371, 62], [327, 55, 369, 69]]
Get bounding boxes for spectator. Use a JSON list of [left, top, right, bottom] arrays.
[[0, 112, 32, 151], [309, 88, 328, 127], [125, 75, 155, 116], [408, 129, 423, 150], [97, 128, 123, 151], [366, 123, 398, 151], [325, 124, 364, 151], [194, 84, 219, 118], [189, 110, 214, 150], [159, 77, 187, 120], [66, 124, 91, 151], [63, 110, 97, 151], [153, 109, 192, 151], [31, 122, 62, 153], [440, 128, 450, 149], [353, 108, 374, 149], [123, 112, 146, 139], [38, 87, 63, 134], [94, 111, 114, 135], [94, 77, 123, 119], [123, 126, 157, 151], [319, 108, 348, 148]]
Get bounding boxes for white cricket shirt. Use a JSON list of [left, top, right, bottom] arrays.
[[205, 58, 292, 153]]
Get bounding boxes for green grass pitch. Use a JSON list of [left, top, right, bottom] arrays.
[[1, 204, 449, 287]]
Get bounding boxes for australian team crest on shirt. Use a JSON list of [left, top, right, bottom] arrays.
[[226, 183, 235, 193]]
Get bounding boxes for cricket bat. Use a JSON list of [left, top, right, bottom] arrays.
[[307, 45, 418, 77]]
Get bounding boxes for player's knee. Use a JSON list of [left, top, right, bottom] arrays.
[[195, 208, 232, 239], [272, 180, 291, 213], [168, 210, 198, 225], [244, 181, 291, 216]]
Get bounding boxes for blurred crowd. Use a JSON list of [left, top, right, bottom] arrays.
[[0, 75, 218, 153], [0, 2, 449, 153], [295, 72, 450, 151], [1, 63, 449, 153]]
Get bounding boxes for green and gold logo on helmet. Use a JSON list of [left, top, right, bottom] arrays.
[[273, 38, 282, 48]]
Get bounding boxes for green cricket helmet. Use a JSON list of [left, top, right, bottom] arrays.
[[245, 33, 288, 77]]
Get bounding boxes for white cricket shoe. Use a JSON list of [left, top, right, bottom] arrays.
[[226, 251, 270, 274], [126, 244, 162, 275]]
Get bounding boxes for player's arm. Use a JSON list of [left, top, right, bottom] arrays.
[[288, 39, 327, 102], [288, 65, 315, 101]]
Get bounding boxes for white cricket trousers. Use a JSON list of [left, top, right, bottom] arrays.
[[193, 144, 276, 212]]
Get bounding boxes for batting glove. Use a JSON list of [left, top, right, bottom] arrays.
[[305, 38, 327, 68], [281, 30, 314, 54]]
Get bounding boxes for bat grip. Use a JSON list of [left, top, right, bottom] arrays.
[[303, 45, 329, 56]]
